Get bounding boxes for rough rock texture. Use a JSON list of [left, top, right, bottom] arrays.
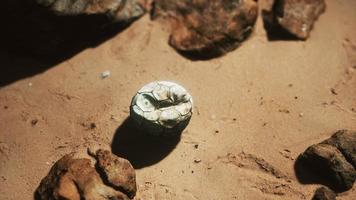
[[152, 0, 258, 59], [299, 141, 356, 192], [311, 187, 336, 200], [263, 0, 326, 40], [93, 149, 137, 199], [322, 130, 356, 168], [35, 149, 136, 200], [36, 0, 146, 22]]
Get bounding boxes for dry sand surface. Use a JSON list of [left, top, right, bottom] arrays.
[[1, 0, 356, 199]]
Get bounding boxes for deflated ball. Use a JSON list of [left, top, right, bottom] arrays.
[[130, 81, 193, 136]]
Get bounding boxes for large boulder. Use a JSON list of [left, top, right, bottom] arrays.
[[263, 0, 326, 40], [35, 149, 136, 200], [152, 0, 258, 59]]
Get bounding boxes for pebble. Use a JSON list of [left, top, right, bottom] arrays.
[[194, 159, 201, 163], [101, 70, 111, 79]]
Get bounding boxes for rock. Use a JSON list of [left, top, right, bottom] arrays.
[[94, 149, 137, 199], [262, 0, 326, 40], [322, 130, 356, 168], [35, 149, 136, 200], [152, 0, 258, 59], [36, 0, 145, 22], [101, 70, 111, 79], [312, 187, 336, 200], [299, 143, 356, 192]]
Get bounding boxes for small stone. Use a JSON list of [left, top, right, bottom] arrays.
[[312, 187, 336, 200], [101, 70, 111, 79], [278, 109, 290, 114], [330, 88, 338, 95], [90, 123, 96, 129], [28, 82, 33, 87], [31, 119, 38, 126], [299, 113, 304, 117], [0, 142, 10, 157], [194, 159, 201, 163]]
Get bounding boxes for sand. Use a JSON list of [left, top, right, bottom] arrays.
[[0, 0, 356, 199]]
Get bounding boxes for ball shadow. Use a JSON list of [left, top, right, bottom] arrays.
[[111, 117, 181, 169], [0, 0, 141, 87], [294, 155, 342, 193]]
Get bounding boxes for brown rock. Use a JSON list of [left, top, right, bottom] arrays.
[[152, 0, 258, 59], [35, 149, 136, 200], [94, 149, 137, 199], [263, 0, 326, 40], [299, 143, 355, 192], [312, 187, 336, 200]]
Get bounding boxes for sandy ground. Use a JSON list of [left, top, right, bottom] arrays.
[[1, 0, 356, 199]]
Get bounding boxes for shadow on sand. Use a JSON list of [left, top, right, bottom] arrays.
[[261, 10, 301, 41], [0, 0, 139, 87], [111, 117, 181, 169]]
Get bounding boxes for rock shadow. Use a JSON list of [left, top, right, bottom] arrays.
[[0, 0, 140, 87], [111, 117, 181, 169], [262, 10, 301, 41], [294, 155, 343, 193]]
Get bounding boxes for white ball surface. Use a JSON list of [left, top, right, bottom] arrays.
[[130, 81, 193, 136]]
